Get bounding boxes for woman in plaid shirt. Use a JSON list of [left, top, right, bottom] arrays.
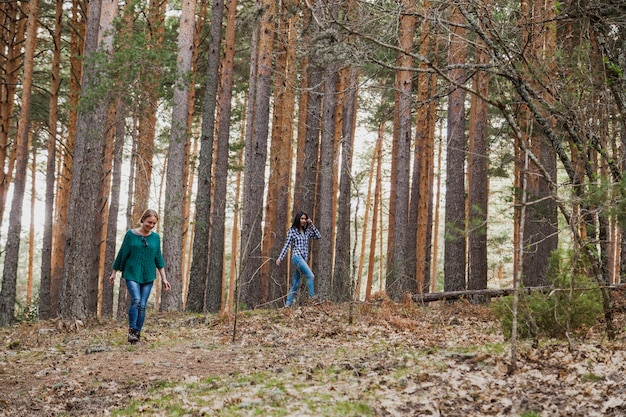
[[275, 211, 321, 307]]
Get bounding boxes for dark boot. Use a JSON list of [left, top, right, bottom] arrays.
[[127, 328, 139, 344]]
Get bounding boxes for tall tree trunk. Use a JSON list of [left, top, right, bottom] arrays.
[[187, 0, 224, 313], [131, 0, 166, 222], [264, 0, 297, 308], [59, 0, 110, 320], [333, 67, 358, 302], [0, 0, 37, 326], [443, 4, 467, 293], [411, 1, 436, 294], [316, 67, 337, 300], [300, 68, 322, 214], [161, 0, 197, 312], [51, 0, 84, 318], [239, 0, 274, 309], [467, 34, 490, 300], [0, 3, 24, 235], [27, 148, 36, 305], [365, 121, 384, 300], [519, 0, 558, 287], [39, 0, 63, 319], [102, 100, 126, 318], [227, 146, 244, 312], [206, 0, 232, 313], [96, 0, 119, 317], [386, 0, 415, 300]]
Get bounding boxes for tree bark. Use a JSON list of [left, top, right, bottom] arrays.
[[187, 0, 225, 312], [467, 31, 490, 301], [0, 3, 24, 235], [52, 0, 84, 318], [333, 67, 358, 302], [386, 0, 415, 300], [443, 4, 467, 294], [161, 0, 197, 312], [316, 68, 337, 300], [0, 0, 37, 325], [39, 0, 63, 320], [264, 0, 297, 308], [239, 0, 274, 309], [206, 0, 233, 313], [60, 0, 110, 320]]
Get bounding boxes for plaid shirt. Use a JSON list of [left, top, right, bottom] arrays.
[[277, 224, 321, 262]]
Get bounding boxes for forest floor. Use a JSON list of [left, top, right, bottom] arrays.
[[1, 299, 626, 417]]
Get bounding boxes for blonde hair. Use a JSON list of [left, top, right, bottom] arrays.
[[140, 209, 159, 223]]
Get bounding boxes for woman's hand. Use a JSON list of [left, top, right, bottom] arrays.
[[109, 271, 116, 285], [162, 278, 171, 291], [276, 259, 281, 266]]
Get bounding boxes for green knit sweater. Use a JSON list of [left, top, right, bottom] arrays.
[[112, 229, 166, 284]]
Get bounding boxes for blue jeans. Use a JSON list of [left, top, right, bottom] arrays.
[[125, 279, 154, 332], [286, 255, 315, 307]]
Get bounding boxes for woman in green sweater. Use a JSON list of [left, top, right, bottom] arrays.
[[109, 209, 171, 344]]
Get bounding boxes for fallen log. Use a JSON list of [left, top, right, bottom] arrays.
[[412, 283, 626, 303]]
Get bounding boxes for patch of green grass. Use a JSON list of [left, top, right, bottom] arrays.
[[520, 411, 541, 417], [483, 342, 506, 355], [581, 373, 604, 383]]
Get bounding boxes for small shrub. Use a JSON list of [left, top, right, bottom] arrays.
[[492, 251, 603, 340]]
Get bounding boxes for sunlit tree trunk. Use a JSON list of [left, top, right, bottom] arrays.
[[0, 0, 37, 325], [443, 4, 467, 293]]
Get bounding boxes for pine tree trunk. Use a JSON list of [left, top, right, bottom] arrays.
[[387, 0, 415, 300], [316, 68, 337, 300], [443, 5, 467, 293], [239, 0, 274, 309], [160, 0, 198, 312], [206, 0, 233, 313], [51, 0, 84, 318], [39, 0, 63, 319], [60, 0, 110, 320], [187, 0, 225, 312], [0, 3, 23, 234], [412, 3, 436, 294], [264, 0, 297, 308], [0, 0, 37, 325], [333, 67, 358, 302], [467, 34, 490, 300], [519, 0, 558, 288]]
